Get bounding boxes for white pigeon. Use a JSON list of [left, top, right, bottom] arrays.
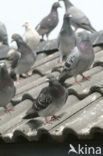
[[23, 22, 40, 51]]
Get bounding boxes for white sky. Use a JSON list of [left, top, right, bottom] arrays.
[[0, 0, 103, 42]]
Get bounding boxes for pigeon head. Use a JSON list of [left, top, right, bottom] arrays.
[[47, 74, 56, 81], [11, 34, 23, 43], [64, 13, 72, 20], [11, 34, 24, 47], [46, 74, 60, 87], [0, 62, 9, 80], [23, 22, 29, 27], [22, 22, 31, 30], [52, 2, 61, 10]]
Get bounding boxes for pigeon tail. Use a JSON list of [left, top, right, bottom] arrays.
[[23, 105, 39, 119]]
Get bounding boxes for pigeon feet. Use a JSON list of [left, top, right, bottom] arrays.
[[75, 80, 81, 85], [58, 60, 64, 64], [45, 115, 61, 124], [45, 118, 51, 124], [81, 75, 90, 81], [5, 108, 14, 113], [51, 115, 61, 121]]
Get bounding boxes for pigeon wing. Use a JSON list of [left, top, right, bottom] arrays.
[[11, 51, 21, 69], [36, 12, 58, 35], [35, 87, 53, 111], [65, 47, 80, 71]]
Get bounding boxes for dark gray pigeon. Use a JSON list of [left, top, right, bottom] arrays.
[[59, 0, 96, 33], [0, 21, 8, 45], [11, 34, 36, 79], [58, 13, 76, 62], [24, 75, 68, 123], [0, 62, 15, 111], [36, 2, 61, 40], [59, 31, 95, 84]]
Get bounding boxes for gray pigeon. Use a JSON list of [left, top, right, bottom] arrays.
[[36, 2, 61, 40], [11, 34, 36, 79], [59, 0, 96, 33], [0, 21, 8, 45], [59, 31, 95, 84], [58, 13, 76, 62], [0, 62, 15, 111], [24, 75, 68, 123]]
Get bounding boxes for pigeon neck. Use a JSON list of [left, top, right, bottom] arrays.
[[49, 82, 65, 97], [63, 19, 71, 31], [51, 7, 58, 14], [78, 40, 93, 54], [64, 0, 73, 11], [17, 40, 32, 54], [25, 25, 32, 31], [16, 41, 26, 49]]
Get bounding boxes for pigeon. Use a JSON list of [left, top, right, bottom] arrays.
[[36, 2, 61, 40], [0, 62, 16, 112], [23, 22, 40, 51], [59, 0, 96, 33], [59, 31, 95, 84], [0, 21, 8, 45], [11, 34, 36, 79], [24, 75, 68, 123], [58, 13, 76, 62]]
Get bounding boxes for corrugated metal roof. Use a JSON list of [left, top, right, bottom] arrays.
[[0, 38, 103, 143]]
